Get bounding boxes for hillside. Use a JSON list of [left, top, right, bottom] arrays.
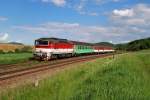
[[8, 42, 24, 45], [95, 42, 114, 47], [115, 37, 150, 51], [1, 50, 150, 99]]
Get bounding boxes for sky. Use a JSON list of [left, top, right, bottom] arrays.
[[0, 0, 150, 45]]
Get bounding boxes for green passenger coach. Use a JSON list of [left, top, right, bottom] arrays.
[[72, 41, 94, 54]]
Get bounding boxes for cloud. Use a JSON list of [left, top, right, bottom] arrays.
[[13, 19, 150, 43], [88, 12, 99, 16], [108, 3, 150, 42], [74, 0, 99, 16], [113, 9, 134, 17], [40, 0, 118, 16], [0, 16, 8, 21], [14, 22, 106, 35], [111, 4, 150, 26], [41, 0, 66, 7], [14, 22, 122, 42], [75, 0, 87, 14], [95, 0, 121, 5], [74, 0, 122, 16], [12, 3, 150, 43], [0, 33, 9, 42]]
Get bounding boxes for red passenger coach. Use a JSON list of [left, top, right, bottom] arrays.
[[93, 45, 114, 53], [93, 46, 104, 53]]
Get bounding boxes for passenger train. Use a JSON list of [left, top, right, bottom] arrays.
[[34, 38, 114, 60]]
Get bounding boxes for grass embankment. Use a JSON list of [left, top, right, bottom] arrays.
[[0, 50, 150, 100], [0, 53, 32, 65]]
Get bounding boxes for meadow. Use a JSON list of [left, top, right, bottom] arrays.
[[0, 50, 150, 100], [0, 53, 32, 65]]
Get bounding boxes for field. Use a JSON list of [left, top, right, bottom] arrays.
[[0, 53, 32, 65], [0, 50, 150, 100], [0, 44, 24, 52]]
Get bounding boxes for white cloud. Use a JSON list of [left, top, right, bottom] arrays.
[[108, 3, 150, 42], [0, 33, 9, 42], [95, 0, 121, 5], [0, 16, 8, 21], [12, 3, 150, 43], [51, 0, 66, 7], [41, 0, 66, 7], [111, 4, 150, 26], [14, 22, 122, 42], [74, 0, 99, 16], [88, 12, 99, 16], [75, 0, 87, 14], [113, 9, 134, 17], [14, 22, 106, 35], [13, 19, 150, 43], [40, 0, 122, 16]]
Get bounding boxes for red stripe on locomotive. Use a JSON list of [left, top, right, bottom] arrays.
[[35, 42, 73, 49]]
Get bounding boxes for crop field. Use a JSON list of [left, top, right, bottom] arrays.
[[0, 50, 150, 100], [0, 44, 24, 52], [0, 53, 32, 65]]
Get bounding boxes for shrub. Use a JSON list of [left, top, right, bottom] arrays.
[[7, 51, 14, 54], [0, 50, 4, 54], [20, 46, 33, 53], [14, 48, 21, 53]]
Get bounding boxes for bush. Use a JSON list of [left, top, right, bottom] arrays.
[[7, 51, 14, 54], [20, 46, 33, 53], [0, 50, 5, 54], [14, 49, 21, 53]]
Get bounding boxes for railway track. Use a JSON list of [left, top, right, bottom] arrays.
[[0, 55, 92, 73], [0, 54, 113, 81]]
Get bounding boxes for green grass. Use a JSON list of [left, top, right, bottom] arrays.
[[0, 50, 150, 100], [0, 53, 32, 65]]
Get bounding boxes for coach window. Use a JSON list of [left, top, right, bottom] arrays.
[[80, 46, 82, 49], [85, 46, 87, 49], [78, 45, 80, 49]]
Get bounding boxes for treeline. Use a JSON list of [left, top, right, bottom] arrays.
[[95, 42, 114, 47], [115, 37, 150, 51], [0, 46, 33, 54]]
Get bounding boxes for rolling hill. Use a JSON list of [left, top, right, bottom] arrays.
[[115, 37, 150, 51]]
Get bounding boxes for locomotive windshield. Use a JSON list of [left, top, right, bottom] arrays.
[[35, 40, 48, 46]]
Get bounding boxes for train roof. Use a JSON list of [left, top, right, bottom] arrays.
[[36, 37, 69, 43], [35, 37, 113, 48], [36, 37, 92, 45]]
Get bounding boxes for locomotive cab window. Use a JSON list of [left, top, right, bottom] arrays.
[[35, 40, 49, 46]]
